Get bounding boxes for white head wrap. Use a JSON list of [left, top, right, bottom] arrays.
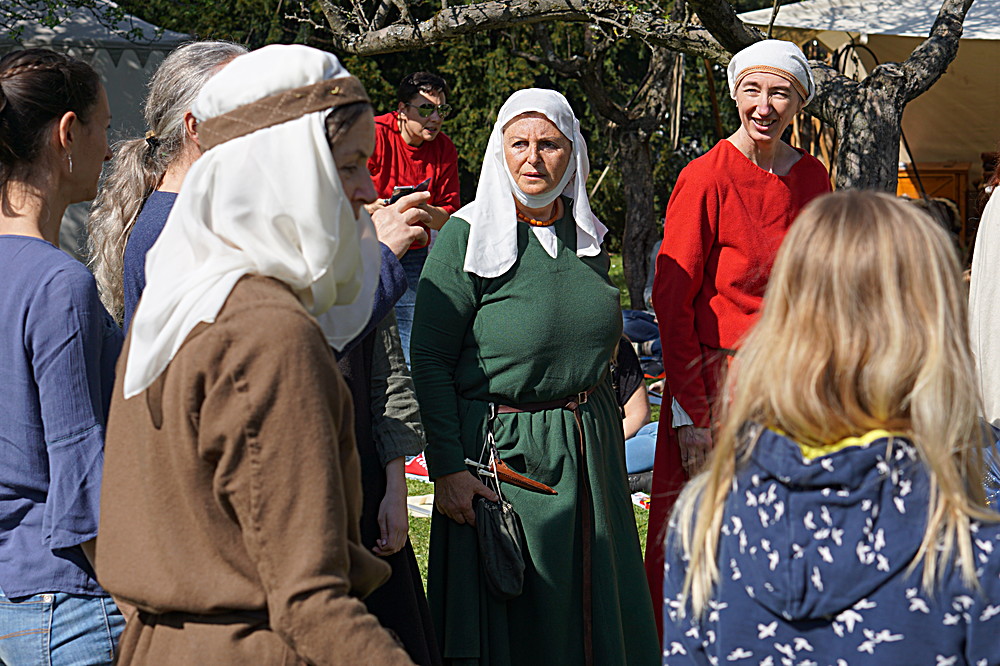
[[123, 44, 381, 399], [727, 39, 815, 105], [461, 88, 607, 278]]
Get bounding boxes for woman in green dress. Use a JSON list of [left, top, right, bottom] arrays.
[[410, 89, 659, 665]]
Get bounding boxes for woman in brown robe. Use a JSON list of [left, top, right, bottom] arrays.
[[96, 44, 413, 665]]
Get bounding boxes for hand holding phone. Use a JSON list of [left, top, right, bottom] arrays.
[[388, 177, 431, 205]]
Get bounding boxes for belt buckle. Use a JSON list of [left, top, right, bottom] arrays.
[[576, 391, 588, 405]]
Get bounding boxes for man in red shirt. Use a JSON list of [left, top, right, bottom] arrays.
[[365, 72, 460, 363]]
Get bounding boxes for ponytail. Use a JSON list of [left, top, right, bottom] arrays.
[[87, 41, 246, 322], [88, 136, 165, 322]]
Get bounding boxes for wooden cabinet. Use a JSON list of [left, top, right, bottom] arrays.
[[897, 162, 970, 240]]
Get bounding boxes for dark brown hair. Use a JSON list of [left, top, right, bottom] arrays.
[[0, 48, 102, 190], [396, 71, 449, 104], [325, 101, 373, 146]]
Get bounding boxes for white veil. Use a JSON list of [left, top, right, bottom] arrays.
[[460, 88, 607, 278], [123, 44, 381, 399]]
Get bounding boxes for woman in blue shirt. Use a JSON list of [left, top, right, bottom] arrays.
[[0, 49, 124, 664]]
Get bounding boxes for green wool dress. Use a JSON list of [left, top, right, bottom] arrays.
[[410, 199, 660, 666]]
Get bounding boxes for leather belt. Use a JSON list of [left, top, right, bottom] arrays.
[[495, 386, 596, 414]]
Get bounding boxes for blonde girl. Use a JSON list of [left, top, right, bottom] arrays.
[[663, 191, 1000, 665]]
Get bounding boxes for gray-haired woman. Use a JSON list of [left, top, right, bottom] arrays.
[[87, 40, 246, 327]]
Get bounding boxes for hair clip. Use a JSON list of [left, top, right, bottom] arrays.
[[145, 130, 160, 150]]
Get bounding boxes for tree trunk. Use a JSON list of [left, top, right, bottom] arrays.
[[615, 124, 657, 309], [834, 63, 906, 194], [832, 89, 903, 192]]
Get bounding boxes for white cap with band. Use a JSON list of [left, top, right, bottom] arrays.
[[727, 39, 815, 105]]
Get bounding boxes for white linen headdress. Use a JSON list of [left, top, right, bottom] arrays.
[[727, 39, 815, 105], [123, 44, 381, 399], [461, 88, 607, 278]]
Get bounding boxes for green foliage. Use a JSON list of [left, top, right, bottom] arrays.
[[608, 253, 631, 310], [406, 478, 433, 587], [117, 0, 308, 48], [115, 0, 769, 250]]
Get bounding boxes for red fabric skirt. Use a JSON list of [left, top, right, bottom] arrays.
[[643, 346, 727, 639]]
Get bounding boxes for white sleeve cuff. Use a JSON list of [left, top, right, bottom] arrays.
[[671, 399, 694, 428]]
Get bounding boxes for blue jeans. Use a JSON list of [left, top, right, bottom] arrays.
[[396, 246, 428, 366], [625, 422, 658, 474], [0, 590, 124, 665], [622, 310, 661, 357]]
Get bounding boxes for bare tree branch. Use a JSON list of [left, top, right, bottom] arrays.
[[391, 0, 419, 31], [577, 63, 630, 125], [318, 0, 729, 61], [349, 0, 368, 29], [314, 1, 351, 35], [372, 0, 394, 29], [520, 24, 584, 76], [628, 47, 676, 126], [897, 0, 974, 101], [686, 0, 762, 54], [807, 61, 859, 123]]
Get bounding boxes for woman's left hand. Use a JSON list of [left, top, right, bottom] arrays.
[[373, 458, 410, 556]]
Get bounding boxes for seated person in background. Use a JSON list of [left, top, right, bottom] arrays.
[[622, 239, 663, 376], [663, 191, 1000, 665], [613, 337, 656, 492], [365, 71, 460, 363]]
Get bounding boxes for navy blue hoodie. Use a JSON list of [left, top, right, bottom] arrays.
[[663, 429, 1000, 665]]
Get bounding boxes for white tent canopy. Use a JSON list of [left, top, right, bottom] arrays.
[[0, 2, 190, 61], [740, 0, 1000, 40], [740, 0, 1000, 184], [0, 1, 190, 262]]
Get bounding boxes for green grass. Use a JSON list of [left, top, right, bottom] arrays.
[[406, 477, 650, 588], [608, 254, 631, 310], [406, 478, 433, 585]]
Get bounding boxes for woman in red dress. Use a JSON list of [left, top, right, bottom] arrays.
[[645, 40, 831, 634]]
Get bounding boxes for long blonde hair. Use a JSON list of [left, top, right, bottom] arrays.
[[87, 41, 246, 322], [673, 190, 996, 616]]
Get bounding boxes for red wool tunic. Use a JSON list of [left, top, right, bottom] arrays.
[[645, 139, 830, 637], [367, 112, 461, 250]]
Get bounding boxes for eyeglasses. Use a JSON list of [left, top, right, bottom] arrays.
[[406, 102, 452, 119]]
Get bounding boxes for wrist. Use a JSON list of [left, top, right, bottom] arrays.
[[384, 457, 406, 490], [385, 475, 406, 494], [383, 484, 407, 504]]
